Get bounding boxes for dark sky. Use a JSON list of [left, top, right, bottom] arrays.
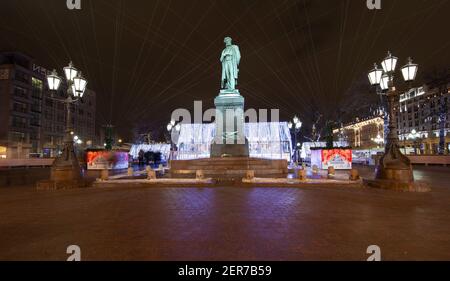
[[1, 0, 449, 140]]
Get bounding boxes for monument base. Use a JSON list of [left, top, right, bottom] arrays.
[[51, 165, 82, 182], [170, 157, 288, 181], [210, 141, 249, 158], [212, 90, 248, 158]]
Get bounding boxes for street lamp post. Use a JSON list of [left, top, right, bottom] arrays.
[[409, 129, 420, 155], [167, 121, 181, 160], [288, 116, 303, 165], [367, 52, 418, 189], [371, 134, 384, 149], [46, 62, 88, 182]]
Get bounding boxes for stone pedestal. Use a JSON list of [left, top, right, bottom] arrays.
[[51, 165, 82, 182], [170, 157, 288, 181], [36, 141, 84, 190], [211, 89, 249, 157], [36, 165, 85, 190]]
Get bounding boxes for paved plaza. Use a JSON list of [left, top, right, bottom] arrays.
[[0, 166, 450, 261]]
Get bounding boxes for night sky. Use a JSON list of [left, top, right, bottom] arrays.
[[1, 0, 449, 141]]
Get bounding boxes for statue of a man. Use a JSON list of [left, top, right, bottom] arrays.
[[220, 37, 241, 90]]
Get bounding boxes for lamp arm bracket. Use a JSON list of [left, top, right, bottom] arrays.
[[47, 96, 68, 104]]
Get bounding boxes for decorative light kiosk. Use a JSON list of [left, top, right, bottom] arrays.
[[365, 52, 425, 191], [45, 62, 88, 185], [310, 121, 353, 171]]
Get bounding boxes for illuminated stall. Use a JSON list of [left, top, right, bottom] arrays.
[[86, 149, 129, 170], [129, 143, 171, 162], [310, 148, 352, 170]]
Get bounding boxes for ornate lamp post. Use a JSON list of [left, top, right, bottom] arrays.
[[371, 134, 384, 148], [46, 62, 88, 182], [367, 52, 419, 189], [167, 120, 181, 160], [409, 129, 421, 155], [288, 116, 303, 164]]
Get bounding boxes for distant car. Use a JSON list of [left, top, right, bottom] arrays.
[[29, 153, 41, 158]]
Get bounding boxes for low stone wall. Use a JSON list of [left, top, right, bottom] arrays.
[[372, 155, 450, 166], [0, 158, 54, 168], [0, 167, 51, 187], [408, 155, 450, 166]]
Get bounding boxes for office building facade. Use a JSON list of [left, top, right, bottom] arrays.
[[0, 52, 97, 159]]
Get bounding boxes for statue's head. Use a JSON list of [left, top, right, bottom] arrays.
[[224, 37, 232, 46]]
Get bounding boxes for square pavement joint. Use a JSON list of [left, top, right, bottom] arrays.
[[36, 179, 88, 191], [242, 177, 364, 188], [93, 178, 216, 188]]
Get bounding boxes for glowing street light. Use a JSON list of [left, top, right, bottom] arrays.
[[368, 63, 383, 86], [63, 61, 78, 81], [401, 57, 418, 82], [72, 72, 88, 98], [47, 70, 62, 91], [372, 134, 384, 148], [381, 51, 398, 74], [380, 74, 390, 91]]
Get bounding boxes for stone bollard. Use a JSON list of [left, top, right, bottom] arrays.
[[147, 169, 157, 180], [246, 170, 255, 180], [127, 167, 134, 177], [100, 169, 109, 181], [297, 169, 307, 181], [159, 164, 165, 175], [146, 165, 152, 172], [312, 165, 319, 175], [349, 169, 360, 181], [196, 170, 205, 180], [327, 166, 335, 179], [328, 166, 335, 175]]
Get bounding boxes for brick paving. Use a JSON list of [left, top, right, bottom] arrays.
[[0, 166, 450, 261]]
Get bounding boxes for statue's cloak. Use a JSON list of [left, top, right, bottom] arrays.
[[221, 45, 241, 82]]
